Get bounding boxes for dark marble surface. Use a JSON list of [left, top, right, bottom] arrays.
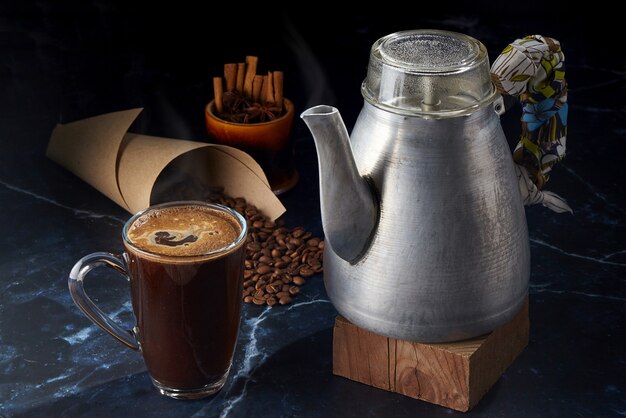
[[1, 4, 625, 417]]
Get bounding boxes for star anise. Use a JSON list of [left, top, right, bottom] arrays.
[[217, 90, 285, 124], [243, 103, 284, 123]]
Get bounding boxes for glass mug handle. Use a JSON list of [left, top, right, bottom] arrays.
[[68, 252, 140, 350]]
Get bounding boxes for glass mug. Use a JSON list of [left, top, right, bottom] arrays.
[[68, 201, 247, 399]]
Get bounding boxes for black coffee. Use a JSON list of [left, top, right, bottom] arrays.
[[124, 204, 245, 390]]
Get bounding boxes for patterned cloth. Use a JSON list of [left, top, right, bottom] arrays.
[[491, 35, 572, 213]]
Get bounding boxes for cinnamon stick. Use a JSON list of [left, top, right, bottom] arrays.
[[259, 75, 268, 103], [213, 77, 224, 113], [252, 75, 264, 102], [224, 63, 237, 92], [273, 71, 284, 110], [265, 71, 275, 103], [236, 62, 245, 93], [243, 56, 258, 97]]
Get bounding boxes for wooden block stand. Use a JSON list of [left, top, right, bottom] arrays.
[[333, 298, 529, 412]]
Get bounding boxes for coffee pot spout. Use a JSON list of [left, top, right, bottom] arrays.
[[301, 105, 378, 263]]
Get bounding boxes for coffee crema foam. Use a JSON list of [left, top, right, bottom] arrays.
[[126, 205, 241, 257]]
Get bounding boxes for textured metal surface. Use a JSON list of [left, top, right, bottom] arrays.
[[304, 101, 530, 342]]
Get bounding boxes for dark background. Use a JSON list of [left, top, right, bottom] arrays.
[[1, 3, 622, 135], [2, 2, 623, 200], [1, 2, 625, 417]]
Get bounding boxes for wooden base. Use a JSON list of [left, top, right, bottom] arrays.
[[332, 298, 529, 412]]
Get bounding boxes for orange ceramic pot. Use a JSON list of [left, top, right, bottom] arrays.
[[205, 98, 298, 195]]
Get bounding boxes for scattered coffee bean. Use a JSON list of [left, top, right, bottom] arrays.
[[205, 191, 324, 307], [279, 295, 293, 305], [256, 264, 272, 275], [307, 238, 320, 247]]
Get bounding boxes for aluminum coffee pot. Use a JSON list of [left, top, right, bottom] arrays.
[[301, 30, 530, 342]]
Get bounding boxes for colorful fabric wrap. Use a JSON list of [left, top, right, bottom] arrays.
[[491, 35, 572, 213]]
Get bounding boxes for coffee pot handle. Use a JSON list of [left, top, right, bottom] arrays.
[[68, 252, 140, 350]]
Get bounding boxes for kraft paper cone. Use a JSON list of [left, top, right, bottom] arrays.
[[46, 108, 285, 220]]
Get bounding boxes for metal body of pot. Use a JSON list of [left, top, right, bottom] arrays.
[[301, 30, 530, 342], [325, 101, 529, 342]]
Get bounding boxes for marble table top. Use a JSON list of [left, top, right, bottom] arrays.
[[1, 5, 624, 417]]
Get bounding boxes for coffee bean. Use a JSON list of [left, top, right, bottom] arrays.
[[307, 238, 320, 247], [270, 279, 283, 287], [308, 258, 321, 268], [256, 264, 271, 275], [300, 267, 314, 278], [279, 295, 293, 305], [289, 238, 303, 247], [265, 284, 279, 294], [206, 192, 324, 307], [258, 273, 272, 282]]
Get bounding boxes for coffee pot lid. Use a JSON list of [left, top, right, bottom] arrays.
[[362, 30, 496, 116]]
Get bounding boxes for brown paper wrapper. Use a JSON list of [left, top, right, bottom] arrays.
[[46, 108, 286, 220]]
